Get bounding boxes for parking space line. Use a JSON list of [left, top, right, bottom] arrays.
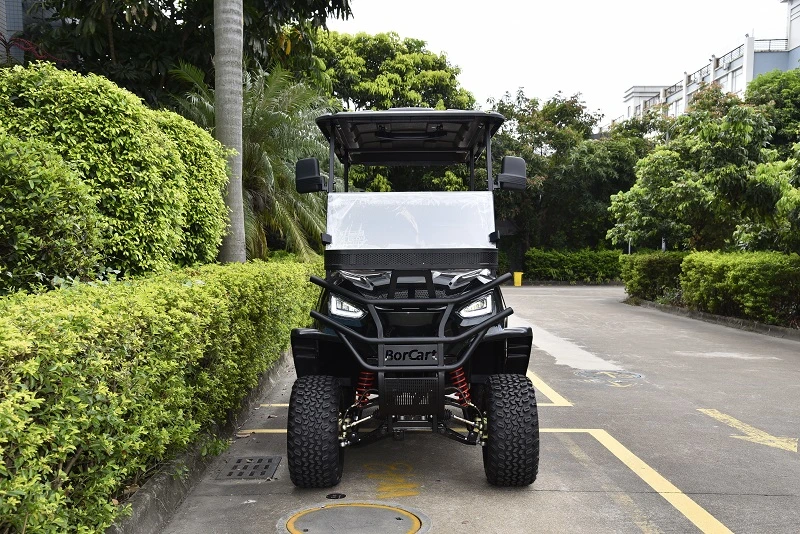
[[542, 429, 732, 534], [527, 370, 573, 407]]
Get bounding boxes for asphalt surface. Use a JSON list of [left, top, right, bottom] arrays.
[[161, 286, 800, 533]]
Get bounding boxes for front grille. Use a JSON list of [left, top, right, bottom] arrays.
[[383, 377, 439, 415], [326, 249, 497, 271], [363, 288, 450, 299]]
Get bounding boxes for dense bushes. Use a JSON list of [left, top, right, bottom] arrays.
[[620, 251, 800, 327], [152, 111, 229, 266], [619, 251, 688, 302], [0, 130, 101, 293], [0, 63, 228, 278], [524, 248, 622, 282], [0, 260, 321, 532], [681, 251, 800, 326]]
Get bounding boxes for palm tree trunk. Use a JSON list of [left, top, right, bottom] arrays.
[[214, 0, 246, 262]]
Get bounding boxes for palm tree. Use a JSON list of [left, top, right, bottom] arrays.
[[172, 63, 329, 261], [214, 0, 246, 262]]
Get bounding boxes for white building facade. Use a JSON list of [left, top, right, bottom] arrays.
[[611, 0, 800, 127]]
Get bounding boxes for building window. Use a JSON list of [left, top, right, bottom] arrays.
[[670, 99, 683, 117], [731, 68, 744, 95], [717, 73, 729, 93]]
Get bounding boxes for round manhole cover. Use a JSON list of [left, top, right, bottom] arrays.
[[281, 502, 430, 534]]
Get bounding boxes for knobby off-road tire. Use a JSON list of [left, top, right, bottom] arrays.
[[287, 375, 344, 488], [483, 374, 539, 486]]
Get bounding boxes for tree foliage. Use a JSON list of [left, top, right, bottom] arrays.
[[490, 90, 643, 258], [173, 64, 329, 260], [607, 83, 800, 252], [308, 31, 477, 193], [25, 0, 351, 104], [314, 30, 475, 110], [745, 69, 800, 159]]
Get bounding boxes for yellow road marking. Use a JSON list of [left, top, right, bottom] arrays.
[[260, 403, 289, 407], [556, 433, 662, 534], [541, 429, 732, 534], [527, 370, 573, 407], [365, 462, 420, 498], [240, 429, 287, 434], [698, 408, 798, 453]]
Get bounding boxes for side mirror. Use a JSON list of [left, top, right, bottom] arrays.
[[295, 158, 325, 193], [497, 156, 527, 191]]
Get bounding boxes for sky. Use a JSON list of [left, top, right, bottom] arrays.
[[327, 0, 789, 125]]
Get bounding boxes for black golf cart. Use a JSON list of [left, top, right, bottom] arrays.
[[288, 109, 538, 488]]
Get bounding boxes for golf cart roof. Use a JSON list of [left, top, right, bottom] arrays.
[[315, 109, 505, 166]]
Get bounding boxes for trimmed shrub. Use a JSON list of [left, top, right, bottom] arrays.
[[524, 248, 622, 283], [0, 129, 101, 293], [619, 251, 688, 302], [0, 63, 228, 276], [152, 110, 229, 266], [680, 251, 800, 326], [0, 260, 321, 532]]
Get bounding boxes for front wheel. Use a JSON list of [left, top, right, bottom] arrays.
[[482, 374, 539, 486], [287, 375, 344, 488]]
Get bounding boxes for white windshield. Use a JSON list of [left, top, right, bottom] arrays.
[[326, 192, 496, 250]]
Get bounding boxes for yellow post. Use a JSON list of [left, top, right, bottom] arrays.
[[513, 272, 523, 286]]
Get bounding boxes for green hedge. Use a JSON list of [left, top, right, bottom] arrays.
[[0, 63, 229, 277], [681, 251, 800, 326], [0, 260, 321, 532], [151, 111, 229, 267], [619, 251, 688, 302], [524, 248, 622, 282], [0, 129, 101, 293]]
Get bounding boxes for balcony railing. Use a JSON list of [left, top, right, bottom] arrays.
[[754, 39, 788, 52], [642, 95, 660, 110], [717, 44, 743, 68], [665, 81, 683, 97], [598, 115, 626, 133], [688, 65, 710, 85]]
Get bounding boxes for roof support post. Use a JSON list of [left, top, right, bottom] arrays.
[[328, 131, 336, 193], [485, 127, 493, 191], [469, 147, 475, 191]]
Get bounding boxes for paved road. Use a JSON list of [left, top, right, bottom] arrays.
[[162, 286, 800, 533]]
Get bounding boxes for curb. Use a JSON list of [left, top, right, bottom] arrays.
[[106, 352, 293, 534], [634, 300, 800, 342]]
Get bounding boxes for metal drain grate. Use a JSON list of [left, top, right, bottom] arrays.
[[217, 456, 281, 480]]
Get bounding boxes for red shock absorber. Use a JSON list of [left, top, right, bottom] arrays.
[[449, 367, 471, 406], [355, 371, 376, 407]]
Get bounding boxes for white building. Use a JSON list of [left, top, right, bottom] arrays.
[[606, 0, 800, 128]]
